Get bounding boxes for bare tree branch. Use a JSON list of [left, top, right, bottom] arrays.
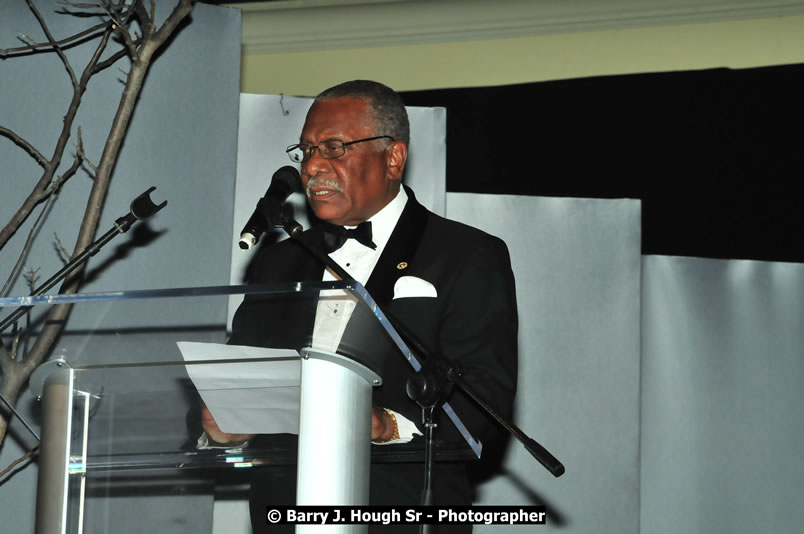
[[113, 21, 140, 60], [16, 33, 38, 47], [133, 0, 155, 39], [92, 0, 143, 59], [0, 0, 198, 453], [0, 127, 49, 169], [10, 325, 21, 362], [47, 151, 86, 196], [0, 344, 12, 375], [92, 45, 131, 73], [25, 0, 78, 89], [152, 0, 193, 45], [58, 1, 113, 9], [23, 268, 41, 292], [0, 20, 111, 56], [73, 127, 99, 175], [0, 446, 38, 482], [1, 194, 57, 297], [53, 233, 71, 264], [0, 17, 116, 252]]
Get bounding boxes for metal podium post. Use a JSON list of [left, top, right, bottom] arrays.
[[296, 348, 382, 534], [34, 365, 74, 534]]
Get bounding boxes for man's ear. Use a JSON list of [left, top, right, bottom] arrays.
[[385, 141, 408, 182]]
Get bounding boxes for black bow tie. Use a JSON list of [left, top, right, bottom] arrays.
[[322, 221, 377, 253]]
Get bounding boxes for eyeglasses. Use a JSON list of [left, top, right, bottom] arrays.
[[286, 136, 394, 163]]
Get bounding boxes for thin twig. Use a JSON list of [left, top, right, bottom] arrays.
[[0, 21, 111, 56], [74, 127, 98, 175], [0, 127, 49, 169], [111, 15, 141, 60], [58, 0, 114, 8], [46, 153, 86, 196], [92, 45, 131, 74], [25, 0, 78, 88], [0, 447, 39, 482], [10, 323, 20, 361], [53, 233, 72, 265], [16, 33, 37, 47], [23, 268, 41, 293], [77, 22, 116, 89], [59, 0, 141, 58], [0, 196, 57, 298]]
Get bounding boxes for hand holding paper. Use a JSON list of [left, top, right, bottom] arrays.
[[177, 341, 302, 436], [201, 401, 255, 444]]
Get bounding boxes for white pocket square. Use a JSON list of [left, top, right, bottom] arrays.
[[393, 276, 438, 300]]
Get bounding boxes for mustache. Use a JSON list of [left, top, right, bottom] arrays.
[[306, 178, 343, 196]]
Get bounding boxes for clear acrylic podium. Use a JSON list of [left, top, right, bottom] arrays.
[[0, 282, 476, 534]]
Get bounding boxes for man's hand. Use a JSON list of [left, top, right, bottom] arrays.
[[371, 406, 398, 442], [201, 402, 255, 444]]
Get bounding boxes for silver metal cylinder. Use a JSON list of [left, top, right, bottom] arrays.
[[35, 367, 74, 534], [296, 349, 381, 534]]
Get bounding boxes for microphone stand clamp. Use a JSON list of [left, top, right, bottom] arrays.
[[406, 354, 459, 511]]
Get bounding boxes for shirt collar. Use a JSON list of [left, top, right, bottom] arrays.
[[362, 186, 407, 252]]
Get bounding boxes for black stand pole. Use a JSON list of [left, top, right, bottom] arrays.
[[0, 187, 166, 334], [419, 404, 437, 534], [421, 404, 437, 506]]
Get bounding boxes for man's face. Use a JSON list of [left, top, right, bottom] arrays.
[[299, 97, 398, 226]]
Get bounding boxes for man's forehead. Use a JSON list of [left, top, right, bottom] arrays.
[[300, 97, 373, 141]]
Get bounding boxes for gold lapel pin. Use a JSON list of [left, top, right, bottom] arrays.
[[396, 261, 408, 270]]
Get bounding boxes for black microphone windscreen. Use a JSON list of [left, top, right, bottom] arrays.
[[270, 166, 302, 197]]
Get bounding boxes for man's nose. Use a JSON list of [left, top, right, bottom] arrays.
[[302, 146, 329, 177]]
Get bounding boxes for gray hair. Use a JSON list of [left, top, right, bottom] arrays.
[[316, 80, 410, 144]]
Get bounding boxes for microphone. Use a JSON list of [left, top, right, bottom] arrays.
[[238, 166, 301, 250]]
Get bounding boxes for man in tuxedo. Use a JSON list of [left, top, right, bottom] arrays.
[[203, 80, 518, 533]]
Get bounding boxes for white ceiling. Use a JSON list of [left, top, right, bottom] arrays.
[[226, 0, 804, 54]]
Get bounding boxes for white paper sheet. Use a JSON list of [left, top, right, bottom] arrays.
[[177, 341, 301, 435]]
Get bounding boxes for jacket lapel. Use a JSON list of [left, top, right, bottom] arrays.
[[365, 186, 430, 305]]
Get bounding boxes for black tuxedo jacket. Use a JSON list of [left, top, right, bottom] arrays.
[[233, 187, 518, 532], [231, 187, 518, 448]]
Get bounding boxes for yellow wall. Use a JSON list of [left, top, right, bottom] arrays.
[[241, 14, 804, 97]]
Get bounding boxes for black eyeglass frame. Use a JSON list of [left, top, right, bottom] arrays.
[[285, 135, 395, 163]]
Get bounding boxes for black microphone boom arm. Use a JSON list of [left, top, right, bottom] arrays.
[[0, 187, 166, 334]]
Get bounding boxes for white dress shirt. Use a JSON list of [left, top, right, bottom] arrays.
[[312, 187, 421, 444]]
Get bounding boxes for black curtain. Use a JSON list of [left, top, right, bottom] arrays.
[[401, 64, 804, 263]]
